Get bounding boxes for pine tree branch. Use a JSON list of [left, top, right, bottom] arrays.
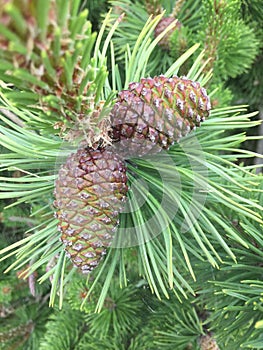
[[255, 105, 263, 173]]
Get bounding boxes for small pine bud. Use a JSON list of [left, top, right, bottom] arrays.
[[154, 17, 181, 51], [199, 334, 220, 350], [144, 0, 163, 16]]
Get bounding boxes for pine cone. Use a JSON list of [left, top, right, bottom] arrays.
[[54, 148, 128, 273], [110, 75, 211, 157], [154, 17, 181, 50]]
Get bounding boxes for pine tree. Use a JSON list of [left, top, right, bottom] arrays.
[[0, 1, 262, 349]]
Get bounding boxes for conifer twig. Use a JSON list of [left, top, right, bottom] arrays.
[[0, 108, 25, 128], [255, 106, 263, 173]]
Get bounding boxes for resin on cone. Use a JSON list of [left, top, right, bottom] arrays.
[[110, 75, 211, 157], [54, 148, 128, 273]]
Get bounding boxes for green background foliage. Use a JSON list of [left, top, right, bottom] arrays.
[[0, 0, 262, 349]]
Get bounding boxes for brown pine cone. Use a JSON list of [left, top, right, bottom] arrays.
[[54, 147, 128, 273], [110, 75, 211, 157]]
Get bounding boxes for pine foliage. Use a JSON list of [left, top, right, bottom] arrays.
[[39, 304, 85, 350], [0, 262, 51, 350], [0, 0, 113, 145], [0, 0, 262, 349], [108, 0, 260, 107]]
